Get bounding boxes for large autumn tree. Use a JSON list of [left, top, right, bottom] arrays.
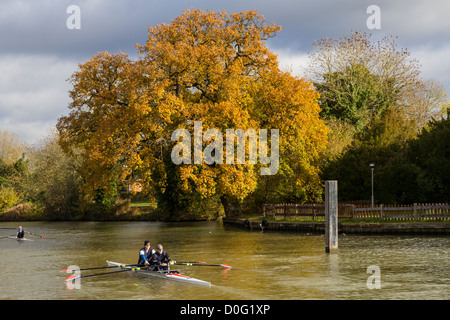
[[57, 9, 328, 218]]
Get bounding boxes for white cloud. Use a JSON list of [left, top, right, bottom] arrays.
[[274, 48, 310, 78], [0, 54, 77, 144], [411, 44, 450, 93]]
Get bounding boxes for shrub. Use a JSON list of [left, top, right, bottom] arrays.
[[0, 185, 21, 212]]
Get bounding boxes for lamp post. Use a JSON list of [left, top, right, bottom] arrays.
[[370, 163, 375, 208]]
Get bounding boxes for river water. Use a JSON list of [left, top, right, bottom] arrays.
[[0, 221, 448, 300]]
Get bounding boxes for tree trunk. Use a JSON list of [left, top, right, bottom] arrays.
[[220, 195, 243, 217]]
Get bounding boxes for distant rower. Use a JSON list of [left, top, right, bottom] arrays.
[[16, 226, 30, 239]]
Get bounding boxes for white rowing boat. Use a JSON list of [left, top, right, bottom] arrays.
[[106, 260, 211, 287], [8, 236, 34, 241]]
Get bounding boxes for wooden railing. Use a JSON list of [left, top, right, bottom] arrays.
[[263, 202, 450, 221]]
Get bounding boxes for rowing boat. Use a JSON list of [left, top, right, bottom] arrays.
[[8, 236, 34, 241], [106, 260, 211, 287]]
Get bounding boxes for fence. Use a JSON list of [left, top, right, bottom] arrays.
[[263, 202, 450, 221]]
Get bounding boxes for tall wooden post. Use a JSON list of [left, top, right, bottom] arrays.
[[325, 180, 338, 253]]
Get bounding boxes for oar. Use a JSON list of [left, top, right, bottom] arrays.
[[0, 228, 44, 238], [174, 262, 231, 269], [65, 266, 148, 282], [173, 260, 206, 264], [28, 232, 44, 239], [0, 229, 44, 238], [61, 264, 142, 272]]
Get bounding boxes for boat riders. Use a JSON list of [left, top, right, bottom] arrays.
[[151, 244, 173, 271], [16, 226, 30, 239], [138, 240, 155, 266]]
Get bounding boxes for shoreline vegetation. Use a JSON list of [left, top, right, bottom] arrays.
[[1, 201, 449, 236], [0, 199, 222, 222], [0, 203, 450, 236]]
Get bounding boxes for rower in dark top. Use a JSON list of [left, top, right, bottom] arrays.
[[151, 244, 172, 271], [138, 241, 155, 266], [16, 226, 30, 239]]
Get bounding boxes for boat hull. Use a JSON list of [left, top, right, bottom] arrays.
[[8, 236, 33, 241], [106, 260, 211, 287]]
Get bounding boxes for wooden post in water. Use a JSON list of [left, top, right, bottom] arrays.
[[325, 180, 338, 253]]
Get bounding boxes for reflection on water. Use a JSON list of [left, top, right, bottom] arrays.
[[0, 221, 448, 300]]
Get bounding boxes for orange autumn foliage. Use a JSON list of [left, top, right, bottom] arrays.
[[57, 9, 328, 212]]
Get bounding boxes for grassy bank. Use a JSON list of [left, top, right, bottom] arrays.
[[0, 200, 222, 222]]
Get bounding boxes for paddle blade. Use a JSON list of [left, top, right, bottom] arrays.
[[220, 264, 231, 269], [66, 275, 82, 282]]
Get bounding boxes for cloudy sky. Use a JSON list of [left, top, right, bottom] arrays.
[[1, 0, 449, 145]]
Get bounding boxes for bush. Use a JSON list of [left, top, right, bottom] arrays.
[[0, 185, 21, 212]]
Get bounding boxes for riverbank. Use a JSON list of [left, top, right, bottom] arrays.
[[2, 204, 449, 235], [0, 202, 219, 222], [223, 217, 450, 235]]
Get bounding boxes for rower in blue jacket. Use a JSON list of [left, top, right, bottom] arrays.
[[151, 244, 172, 271], [16, 226, 30, 239], [138, 240, 155, 265]]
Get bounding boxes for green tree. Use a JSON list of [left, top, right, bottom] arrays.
[[0, 185, 21, 212], [0, 130, 27, 166], [407, 111, 450, 202], [307, 32, 432, 133], [316, 63, 390, 130], [22, 134, 83, 219], [0, 131, 28, 212], [321, 108, 417, 203]]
